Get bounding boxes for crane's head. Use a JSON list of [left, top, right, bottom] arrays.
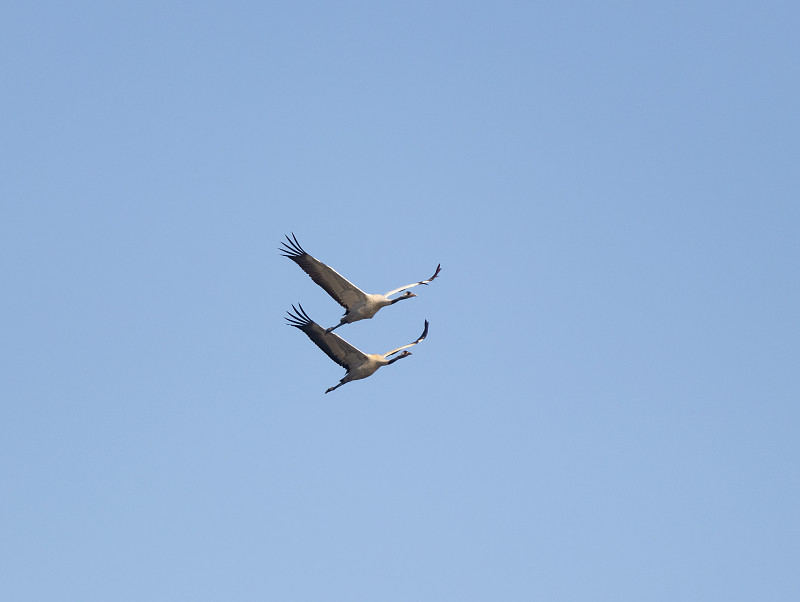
[[387, 350, 412, 364], [391, 291, 417, 304]]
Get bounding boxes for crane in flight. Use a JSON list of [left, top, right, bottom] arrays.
[[280, 233, 440, 332], [286, 304, 429, 394]]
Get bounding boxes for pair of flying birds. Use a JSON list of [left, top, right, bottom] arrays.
[[281, 234, 441, 393]]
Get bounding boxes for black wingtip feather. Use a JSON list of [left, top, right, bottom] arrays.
[[279, 234, 308, 258], [286, 303, 316, 329], [298, 303, 313, 322]]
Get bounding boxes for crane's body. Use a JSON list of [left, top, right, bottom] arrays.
[[342, 293, 395, 323]]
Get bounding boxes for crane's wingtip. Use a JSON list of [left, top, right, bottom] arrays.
[[419, 320, 429, 340], [280, 234, 306, 256]]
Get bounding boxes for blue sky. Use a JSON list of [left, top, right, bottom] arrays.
[[2, 1, 799, 600]]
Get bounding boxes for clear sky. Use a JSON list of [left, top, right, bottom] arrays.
[[2, 1, 799, 600]]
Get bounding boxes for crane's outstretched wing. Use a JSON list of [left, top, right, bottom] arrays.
[[383, 264, 442, 298], [280, 233, 367, 309], [383, 320, 429, 358], [286, 304, 367, 369]]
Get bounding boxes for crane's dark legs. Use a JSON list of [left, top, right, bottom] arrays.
[[325, 380, 345, 394], [326, 319, 345, 334]]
